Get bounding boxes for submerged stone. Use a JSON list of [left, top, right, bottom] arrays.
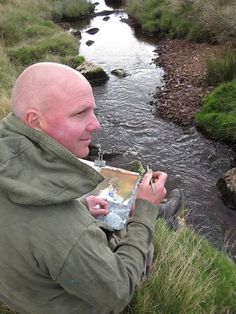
[[68, 28, 81, 38], [86, 40, 95, 46], [86, 27, 99, 35], [111, 68, 128, 77]]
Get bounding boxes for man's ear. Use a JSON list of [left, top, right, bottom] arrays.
[[24, 109, 44, 131]]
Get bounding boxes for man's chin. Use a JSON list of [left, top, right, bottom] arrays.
[[75, 147, 90, 159]]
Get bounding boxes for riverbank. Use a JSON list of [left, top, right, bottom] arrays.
[[153, 38, 223, 126], [124, 0, 236, 144]]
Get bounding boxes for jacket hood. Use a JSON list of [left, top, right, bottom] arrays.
[[0, 114, 104, 206]]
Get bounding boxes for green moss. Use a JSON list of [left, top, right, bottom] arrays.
[[82, 67, 109, 85], [195, 80, 236, 143], [130, 160, 145, 176]]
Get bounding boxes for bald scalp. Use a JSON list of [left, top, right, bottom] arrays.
[[12, 62, 90, 120]]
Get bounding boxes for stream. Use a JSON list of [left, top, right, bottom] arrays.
[[69, 0, 236, 259]]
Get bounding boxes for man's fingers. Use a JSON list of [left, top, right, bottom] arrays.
[[153, 171, 168, 185], [91, 208, 109, 217], [141, 171, 167, 187], [140, 172, 153, 186], [98, 199, 108, 210]]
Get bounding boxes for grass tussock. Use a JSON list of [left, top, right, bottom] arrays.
[[0, 0, 92, 118], [124, 220, 236, 314], [125, 0, 236, 46], [195, 79, 236, 143], [8, 32, 78, 66], [207, 50, 236, 85], [50, 0, 95, 21]]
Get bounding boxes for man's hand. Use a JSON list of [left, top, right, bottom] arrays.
[[86, 195, 109, 217], [136, 171, 167, 206]]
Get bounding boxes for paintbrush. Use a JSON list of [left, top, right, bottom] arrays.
[[147, 165, 156, 195]]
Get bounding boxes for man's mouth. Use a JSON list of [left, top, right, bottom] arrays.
[[80, 138, 91, 142]]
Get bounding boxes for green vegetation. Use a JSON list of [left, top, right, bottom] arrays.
[[50, 0, 95, 21], [8, 33, 78, 66], [0, 0, 92, 118], [195, 80, 236, 143], [125, 0, 236, 45], [124, 220, 236, 314], [206, 51, 236, 86]]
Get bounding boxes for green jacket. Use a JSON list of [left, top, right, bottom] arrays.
[[0, 113, 158, 314]]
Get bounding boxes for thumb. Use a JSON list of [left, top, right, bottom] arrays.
[[140, 172, 153, 186]]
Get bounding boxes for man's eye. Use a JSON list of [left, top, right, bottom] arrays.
[[76, 110, 86, 116]]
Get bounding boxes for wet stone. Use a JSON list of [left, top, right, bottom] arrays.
[[86, 27, 99, 35], [217, 168, 236, 210], [111, 68, 128, 77], [68, 28, 81, 38], [86, 40, 95, 46]]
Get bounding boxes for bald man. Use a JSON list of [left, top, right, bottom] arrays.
[[0, 62, 182, 314]]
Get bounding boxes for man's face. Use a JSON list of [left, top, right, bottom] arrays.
[[40, 76, 101, 158]]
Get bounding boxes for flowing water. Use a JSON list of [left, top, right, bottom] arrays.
[[70, 0, 236, 258]]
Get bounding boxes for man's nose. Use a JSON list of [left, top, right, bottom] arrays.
[[87, 114, 101, 132]]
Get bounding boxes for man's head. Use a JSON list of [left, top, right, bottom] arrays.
[[12, 62, 101, 158]]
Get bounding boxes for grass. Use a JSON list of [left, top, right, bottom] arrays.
[[0, 0, 92, 119], [207, 50, 236, 86], [1, 220, 235, 314], [124, 220, 236, 314], [8, 32, 78, 66], [195, 79, 236, 143], [125, 0, 236, 46], [0, 47, 17, 117], [50, 0, 95, 21]]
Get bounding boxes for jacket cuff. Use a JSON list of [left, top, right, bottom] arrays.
[[127, 198, 158, 230]]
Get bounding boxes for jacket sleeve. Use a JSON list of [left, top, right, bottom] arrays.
[[56, 199, 158, 313], [78, 196, 88, 209]]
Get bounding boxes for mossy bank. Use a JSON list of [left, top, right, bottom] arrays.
[[196, 79, 236, 143]]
